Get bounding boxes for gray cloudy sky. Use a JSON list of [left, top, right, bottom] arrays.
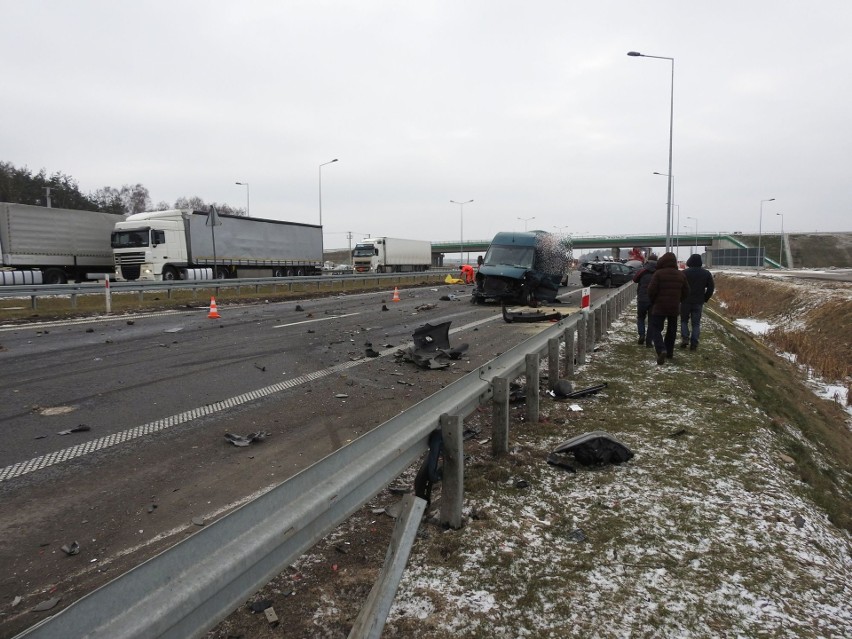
[[4, 1, 850, 250]]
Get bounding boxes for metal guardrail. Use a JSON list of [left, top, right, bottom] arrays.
[[15, 284, 635, 639], [0, 271, 447, 309]]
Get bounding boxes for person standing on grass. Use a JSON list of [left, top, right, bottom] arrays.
[[680, 253, 715, 350], [647, 251, 689, 365], [632, 253, 658, 347]]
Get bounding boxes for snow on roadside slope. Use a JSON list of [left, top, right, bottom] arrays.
[[385, 308, 852, 638]]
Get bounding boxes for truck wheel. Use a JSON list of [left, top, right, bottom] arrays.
[[273, 267, 285, 278], [43, 268, 67, 285], [216, 267, 229, 279], [296, 267, 305, 277], [376, 266, 384, 274], [162, 266, 178, 281]]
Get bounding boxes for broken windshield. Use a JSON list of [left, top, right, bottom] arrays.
[[484, 244, 535, 269], [111, 229, 150, 249]]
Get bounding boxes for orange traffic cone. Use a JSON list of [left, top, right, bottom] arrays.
[[392, 286, 401, 303], [207, 296, 221, 319]]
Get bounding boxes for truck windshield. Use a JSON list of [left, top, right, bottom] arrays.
[[111, 229, 150, 248], [353, 246, 377, 257], [485, 244, 535, 269]]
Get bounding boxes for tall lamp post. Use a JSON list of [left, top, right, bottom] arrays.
[[451, 199, 473, 264], [518, 216, 535, 231], [318, 159, 338, 227], [630, 51, 675, 251], [654, 171, 678, 256], [758, 198, 775, 269], [235, 181, 250, 217], [686, 215, 698, 253], [776, 212, 785, 266]]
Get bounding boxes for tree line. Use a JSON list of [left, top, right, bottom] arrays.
[[0, 161, 246, 216]]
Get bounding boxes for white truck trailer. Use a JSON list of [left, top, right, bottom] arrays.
[[0, 202, 119, 285], [112, 209, 323, 281], [352, 237, 432, 273]]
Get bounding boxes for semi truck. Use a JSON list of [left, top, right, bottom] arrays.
[[351, 237, 432, 273], [112, 209, 323, 281], [0, 202, 120, 285], [472, 231, 570, 305]]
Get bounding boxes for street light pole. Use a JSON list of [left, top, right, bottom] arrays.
[[758, 198, 775, 269], [630, 51, 675, 251], [517, 216, 535, 231], [776, 212, 785, 266], [451, 199, 473, 264], [318, 159, 338, 227], [686, 215, 698, 253], [235, 181, 250, 217]]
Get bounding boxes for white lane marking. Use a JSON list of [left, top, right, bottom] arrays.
[[273, 312, 360, 328], [0, 311, 501, 482]]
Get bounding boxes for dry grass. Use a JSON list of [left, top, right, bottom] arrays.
[[713, 273, 852, 383]]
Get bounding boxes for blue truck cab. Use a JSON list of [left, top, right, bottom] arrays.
[[472, 231, 569, 305]]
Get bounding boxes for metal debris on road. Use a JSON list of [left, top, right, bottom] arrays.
[[224, 432, 268, 447], [57, 425, 90, 435], [551, 431, 633, 466], [61, 541, 80, 556]]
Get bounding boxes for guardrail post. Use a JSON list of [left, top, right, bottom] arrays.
[[577, 315, 587, 365], [588, 310, 596, 354], [525, 353, 539, 424], [564, 327, 575, 378], [71, 293, 78, 309], [348, 493, 427, 639], [606, 297, 613, 329], [595, 306, 603, 340], [492, 376, 509, 455], [439, 414, 463, 530], [547, 337, 559, 390], [138, 290, 144, 304]]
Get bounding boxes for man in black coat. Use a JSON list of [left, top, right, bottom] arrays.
[[680, 253, 715, 350], [632, 253, 657, 347], [647, 252, 689, 365]]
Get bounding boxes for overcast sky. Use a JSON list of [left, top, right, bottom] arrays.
[[4, 1, 850, 250]]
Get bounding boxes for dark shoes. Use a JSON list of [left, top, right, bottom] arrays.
[[656, 351, 666, 365], [680, 338, 689, 349], [638, 336, 645, 345], [690, 343, 698, 351]]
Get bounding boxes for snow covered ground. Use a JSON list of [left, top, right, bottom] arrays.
[[382, 307, 852, 638]]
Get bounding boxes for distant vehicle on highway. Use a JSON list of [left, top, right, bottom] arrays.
[[579, 261, 636, 287], [352, 237, 432, 273]]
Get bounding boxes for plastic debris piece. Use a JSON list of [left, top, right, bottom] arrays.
[[546, 453, 576, 473], [569, 528, 587, 542], [384, 500, 403, 519], [248, 599, 273, 613], [192, 517, 206, 526], [264, 607, 279, 626], [224, 432, 268, 447], [61, 541, 80, 556], [12, 596, 22, 607], [551, 431, 633, 466], [335, 393, 349, 399], [32, 596, 61, 612], [57, 425, 91, 436]]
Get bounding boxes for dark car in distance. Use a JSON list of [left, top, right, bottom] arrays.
[[579, 261, 636, 287]]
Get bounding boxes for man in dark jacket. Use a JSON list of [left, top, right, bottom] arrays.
[[632, 253, 657, 347], [647, 252, 689, 365], [680, 253, 715, 350]]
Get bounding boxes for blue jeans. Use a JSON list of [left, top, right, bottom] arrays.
[[680, 303, 704, 345], [636, 301, 651, 343], [650, 314, 677, 356]]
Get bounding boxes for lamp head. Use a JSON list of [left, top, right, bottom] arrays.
[[627, 51, 642, 57]]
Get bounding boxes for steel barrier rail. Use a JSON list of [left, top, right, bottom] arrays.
[[0, 271, 446, 307], [16, 284, 635, 639]]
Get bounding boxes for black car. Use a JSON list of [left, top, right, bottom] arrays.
[[579, 261, 636, 287]]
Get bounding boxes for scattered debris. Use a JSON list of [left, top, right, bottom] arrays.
[[295, 305, 304, 312], [794, 514, 806, 529], [335, 393, 349, 399], [61, 541, 80, 556], [248, 599, 273, 614], [546, 452, 576, 473], [57, 425, 90, 435], [12, 596, 21, 607], [254, 363, 266, 372], [31, 596, 61, 613], [163, 327, 183, 333], [569, 528, 587, 542], [414, 303, 437, 312], [568, 404, 583, 412], [126, 320, 135, 325], [509, 382, 526, 404], [224, 432, 268, 447], [439, 293, 460, 301], [553, 382, 608, 399], [86, 328, 94, 333], [192, 517, 206, 526], [365, 347, 380, 357], [667, 428, 688, 438], [549, 379, 574, 398], [550, 431, 634, 467], [396, 321, 469, 370], [383, 500, 404, 519], [387, 483, 410, 495], [502, 304, 562, 323], [462, 427, 481, 440], [382, 304, 389, 311], [264, 607, 279, 626], [515, 479, 530, 489]]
